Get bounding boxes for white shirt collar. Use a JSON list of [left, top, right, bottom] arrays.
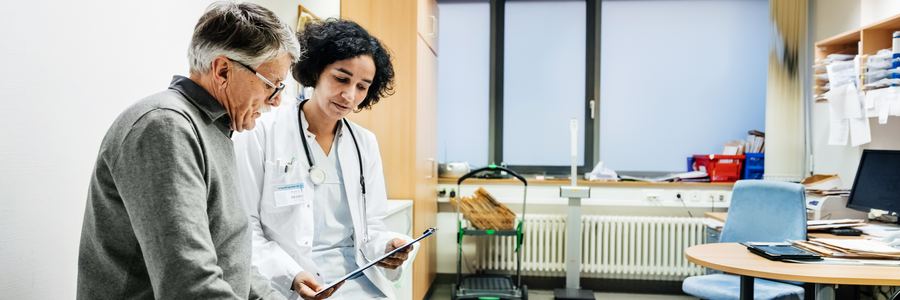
[[298, 104, 344, 139]]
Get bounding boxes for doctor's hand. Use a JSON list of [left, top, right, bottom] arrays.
[[377, 238, 413, 270], [292, 271, 344, 300]]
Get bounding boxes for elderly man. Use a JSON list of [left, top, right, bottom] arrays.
[[77, 2, 305, 299]]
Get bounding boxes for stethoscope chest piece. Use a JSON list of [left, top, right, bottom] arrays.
[[309, 167, 326, 185]]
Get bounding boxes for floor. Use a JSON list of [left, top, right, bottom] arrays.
[[426, 284, 698, 300]]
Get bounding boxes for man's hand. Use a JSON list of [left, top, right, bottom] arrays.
[[376, 238, 413, 270], [292, 271, 344, 300]]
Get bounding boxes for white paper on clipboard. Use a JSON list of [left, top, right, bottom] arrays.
[[315, 227, 437, 296]]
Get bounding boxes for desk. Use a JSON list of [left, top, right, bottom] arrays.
[[686, 243, 900, 300]]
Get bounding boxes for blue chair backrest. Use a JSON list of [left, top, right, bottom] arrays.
[[720, 180, 808, 244]]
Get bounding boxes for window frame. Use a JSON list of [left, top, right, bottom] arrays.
[[488, 0, 601, 175]]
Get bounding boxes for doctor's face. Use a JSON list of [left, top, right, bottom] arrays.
[[310, 55, 376, 120]]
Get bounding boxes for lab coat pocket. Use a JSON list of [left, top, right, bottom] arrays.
[[262, 161, 307, 210]]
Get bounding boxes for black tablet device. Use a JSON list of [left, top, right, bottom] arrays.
[[743, 242, 822, 261]]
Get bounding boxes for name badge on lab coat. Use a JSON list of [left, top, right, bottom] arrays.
[[273, 183, 305, 207]]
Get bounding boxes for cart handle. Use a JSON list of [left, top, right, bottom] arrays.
[[457, 165, 527, 186]]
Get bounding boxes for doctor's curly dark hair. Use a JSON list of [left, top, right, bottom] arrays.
[[293, 18, 395, 111]]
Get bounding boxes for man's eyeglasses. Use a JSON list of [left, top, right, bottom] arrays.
[[229, 59, 284, 100]]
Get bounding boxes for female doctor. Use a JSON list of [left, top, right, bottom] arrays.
[[233, 19, 409, 300]]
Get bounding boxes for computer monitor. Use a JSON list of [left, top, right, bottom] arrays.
[[847, 150, 900, 215]]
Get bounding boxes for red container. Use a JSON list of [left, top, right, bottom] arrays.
[[706, 154, 746, 183]]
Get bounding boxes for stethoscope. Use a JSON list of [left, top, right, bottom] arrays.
[[297, 99, 370, 242]]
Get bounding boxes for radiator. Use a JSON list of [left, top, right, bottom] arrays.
[[471, 215, 707, 279]]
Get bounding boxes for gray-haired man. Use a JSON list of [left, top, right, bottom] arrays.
[[77, 2, 302, 299]]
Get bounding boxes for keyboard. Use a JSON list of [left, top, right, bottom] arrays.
[[829, 228, 863, 236]]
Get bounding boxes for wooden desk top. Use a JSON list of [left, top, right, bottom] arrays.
[[686, 243, 900, 286], [705, 212, 727, 223]]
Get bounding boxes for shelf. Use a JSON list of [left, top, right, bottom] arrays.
[[816, 28, 860, 47], [461, 229, 519, 236], [816, 12, 900, 58], [438, 177, 735, 187]]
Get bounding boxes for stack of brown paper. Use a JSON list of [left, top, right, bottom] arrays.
[[792, 239, 900, 259], [450, 187, 517, 230]]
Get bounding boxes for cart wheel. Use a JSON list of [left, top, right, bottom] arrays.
[[451, 283, 458, 300], [521, 285, 528, 300]]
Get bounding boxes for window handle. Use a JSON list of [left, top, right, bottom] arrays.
[[430, 15, 437, 38], [590, 100, 595, 119], [426, 158, 435, 178]]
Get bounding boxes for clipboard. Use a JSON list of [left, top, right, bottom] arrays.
[[315, 227, 437, 296]]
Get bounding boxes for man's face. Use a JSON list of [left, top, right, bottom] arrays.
[[225, 54, 291, 131]]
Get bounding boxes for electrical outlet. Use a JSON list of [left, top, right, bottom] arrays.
[[689, 191, 701, 202], [706, 192, 716, 202], [674, 190, 685, 202], [642, 189, 664, 202], [717, 192, 730, 202]]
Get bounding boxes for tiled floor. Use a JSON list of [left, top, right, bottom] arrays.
[[426, 284, 698, 300]]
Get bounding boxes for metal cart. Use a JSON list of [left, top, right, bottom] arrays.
[[452, 165, 527, 300]]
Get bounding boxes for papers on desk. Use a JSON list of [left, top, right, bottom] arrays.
[[793, 238, 900, 260], [814, 239, 900, 254], [703, 218, 724, 230], [857, 223, 900, 238], [801, 174, 842, 190], [806, 189, 851, 197], [785, 257, 900, 267], [619, 171, 707, 183], [807, 219, 867, 230]]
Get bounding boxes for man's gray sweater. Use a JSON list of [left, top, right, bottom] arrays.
[[77, 76, 285, 300]]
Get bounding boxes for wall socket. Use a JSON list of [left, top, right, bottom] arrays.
[[642, 189, 665, 202], [689, 191, 702, 202]]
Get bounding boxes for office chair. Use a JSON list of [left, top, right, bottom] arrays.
[[682, 180, 807, 300]]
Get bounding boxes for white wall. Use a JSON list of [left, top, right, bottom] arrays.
[[813, 0, 860, 41], [434, 183, 734, 274], [861, 0, 900, 27], [0, 1, 336, 298]]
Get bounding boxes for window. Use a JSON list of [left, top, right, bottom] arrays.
[[598, 0, 768, 172], [503, 0, 587, 167], [437, 0, 769, 175], [437, 1, 491, 167]]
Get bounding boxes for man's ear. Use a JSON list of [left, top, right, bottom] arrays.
[[210, 55, 231, 89]]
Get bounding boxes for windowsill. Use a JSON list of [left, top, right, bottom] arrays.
[[437, 177, 735, 187]]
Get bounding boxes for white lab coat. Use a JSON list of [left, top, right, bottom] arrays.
[[233, 100, 401, 300]]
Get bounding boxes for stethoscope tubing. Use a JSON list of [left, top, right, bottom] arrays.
[[297, 99, 370, 242]]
